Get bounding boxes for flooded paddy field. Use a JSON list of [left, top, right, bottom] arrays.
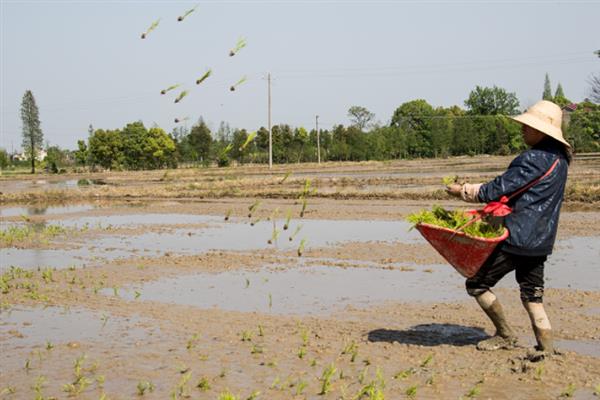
[[1, 157, 600, 399]]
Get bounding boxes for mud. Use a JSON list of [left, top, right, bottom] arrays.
[[1, 158, 599, 399]]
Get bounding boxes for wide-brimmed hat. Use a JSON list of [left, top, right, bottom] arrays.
[[511, 100, 571, 148]]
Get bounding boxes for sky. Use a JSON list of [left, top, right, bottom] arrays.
[[1, 0, 599, 151]]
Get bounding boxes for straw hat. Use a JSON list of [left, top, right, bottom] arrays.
[[511, 100, 571, 148]]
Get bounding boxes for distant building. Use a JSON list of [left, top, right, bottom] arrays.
[[561, 103, 578, 125], [11, 149, 47, 162]]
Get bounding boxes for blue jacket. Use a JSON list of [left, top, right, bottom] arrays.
[[478, 138, 569, 256]]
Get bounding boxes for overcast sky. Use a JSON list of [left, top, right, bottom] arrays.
[[1, 0, 599, 151]]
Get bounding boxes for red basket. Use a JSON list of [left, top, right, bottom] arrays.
[[416, 223, 509, 278]]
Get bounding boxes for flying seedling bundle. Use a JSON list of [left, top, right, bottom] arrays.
[[407, 206, 505, 239]]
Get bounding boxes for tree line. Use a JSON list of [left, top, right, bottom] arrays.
[[6, 79, 599, 172]]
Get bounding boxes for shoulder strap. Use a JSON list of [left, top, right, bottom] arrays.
[[503, 158, 560, 203]]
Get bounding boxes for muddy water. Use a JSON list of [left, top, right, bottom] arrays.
[[1, 217, 419, 270], [0, 204, 96, 217], [111, 264, 462, 315], [0, 306, 159, 349]]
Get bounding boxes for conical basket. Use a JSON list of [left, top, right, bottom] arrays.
[[416, 223, 509, 278]]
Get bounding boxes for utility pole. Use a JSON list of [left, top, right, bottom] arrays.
[[315, 115, 320, 164], [268, 72, 272, 169]]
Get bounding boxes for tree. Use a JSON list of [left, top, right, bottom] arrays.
[[0, 148, 9, 169], [553, 83, 571, 107], [464, 86, 520, 116], [391, 100, 435, 157], [20, 90, 43, 173], [589, 73, 600, 104], [543, 73, 553, 101], [74, 140, 89, 166], [187, 119, 212, 163], [347, 106, 375, 131], [89, 129, 123, 170]]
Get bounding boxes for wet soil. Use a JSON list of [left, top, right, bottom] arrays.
[[1, 159, 599, 399]]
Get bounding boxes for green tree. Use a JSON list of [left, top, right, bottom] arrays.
[[74, 140, 89, 166], [0, 148, 9, 169], [89, 129, 123, 170], [144, 127, 176, 168], [45, 146, 68, 173], [553, 83, 571, 107], [566, 101, 600, 152], [391, 99, 435, 157], [464, 86, 520, 116], [187, 119, 212, 163], [347, 106, 375, 131], [543, 73, 553, 101], [20, 90, 44, 173], [589, 73, 600, 104]]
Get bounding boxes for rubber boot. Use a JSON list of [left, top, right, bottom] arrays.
[[476, 296, 518, 351], [532, 326, 554, 353]]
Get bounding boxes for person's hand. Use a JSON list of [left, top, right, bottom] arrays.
[[446, 183, 462, 198]]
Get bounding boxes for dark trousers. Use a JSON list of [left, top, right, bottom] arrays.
[[465, 248, 547, 303]]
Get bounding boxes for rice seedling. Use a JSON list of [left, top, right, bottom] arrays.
[[341, 340, 357, 359], [172, 372, 192, 399], [268, 225, 280, 245], [297, 346, 306, 359], [219, 368, 228, 378], [239, 131, 257, 151], [405, 385, 418, 398], [25, 358, 31, 371], [229, 76, 247, 92], [45, 341, 53, 351], [245, 278, 250, 288], [186, 333, 200, 350], [279, 171, 291, 184], [534, 364, 544, 381], [250, 217, 262, 226], [196, 376, 211, 391], [177, 4, 198, 21], [250, 344, 263, 354], [406, 205, 505, 238], [257, 324, 264, 336], [355, 381, 385, 400], [141, 19, 160, 39], [161, 83, 181, 95], [219, 390, 239, 400], [297, 238, 306, 257], [268, 293, 272, 309], [174, 116, 190, 124], [283, 209, 292, 230], [96, 375, 105, 388], [310, 359, 317, 367], [425, 374, 435, 385], [229, 37, 247, 56], [319, 363, 337, 395], [112, 286, 119, 296], [32, 375, 46, 399], [134, 290, 141, 299], [224, 209, 233, 221], [270, 376, 281, 389], [246, 390, 260, 400], [137, 380, 155, 395], [559, 383, 576, 398], [442, 175, 458, 186], [464, 382, 481, 398], [300, 197, 308, 218], [241, 330, 253, 342], [0, 387, 16, 395], [174, 90, 189, 103], [63, 376, 91, 396], [393, 368, 415, 380], [594, 384, 600, 396], [296, 380, 308, 395], [248, 200, 261, 218], [100, 314, 109, 328], [196, 69, 212, 85], [420, 354, 433, 368]]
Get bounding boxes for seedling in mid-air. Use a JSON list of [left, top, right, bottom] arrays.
[[196, 69, 212, 85], [239, 131, 257, 151], [141, 19, 160, 39], [177, 5, 198, 22], [160, 84, 180, 95], [297, 239, 306, 256], [230, 76, 247, 92], [248, 200, 261, 218], [283, 209, 292, 230], [289, 224, 302, 242], [229, 37, 247, 56], [174, 117, 189, 124], [174, 90, 189, 103]]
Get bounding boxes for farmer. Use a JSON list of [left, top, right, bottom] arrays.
[[447, 100, 571, 354]]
